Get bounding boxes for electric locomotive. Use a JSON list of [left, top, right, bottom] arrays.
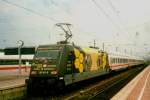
[[26, 23, 110, 93], [26, 41, 110, 92]]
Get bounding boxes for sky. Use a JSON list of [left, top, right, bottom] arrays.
[[0, 0, 150, 58]]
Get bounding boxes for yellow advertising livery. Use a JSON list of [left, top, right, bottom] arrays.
[[26, 42, 110, 93]]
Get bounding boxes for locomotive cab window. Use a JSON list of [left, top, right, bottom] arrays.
[[35, 49, 60, 60]]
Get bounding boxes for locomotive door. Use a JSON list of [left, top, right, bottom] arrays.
[[66, 51, 75, 82]]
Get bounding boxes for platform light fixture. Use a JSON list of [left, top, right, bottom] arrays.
[[17, 40, 24, 74]]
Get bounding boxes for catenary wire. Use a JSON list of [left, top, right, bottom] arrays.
[[1, 0, 59, 23]]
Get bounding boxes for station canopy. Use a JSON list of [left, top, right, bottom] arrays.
[[4, 47, 35, 55]]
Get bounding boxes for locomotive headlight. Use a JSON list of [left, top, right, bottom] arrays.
[[51, 70, 58, 75], [31, 71, 37, 75], [43, 64, 47, 67], [59, 77, 64, 80]]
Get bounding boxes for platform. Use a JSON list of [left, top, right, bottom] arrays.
[[0, 70, 29, 90], [111, 65, 150, 100], [0, 78, 26, 90]]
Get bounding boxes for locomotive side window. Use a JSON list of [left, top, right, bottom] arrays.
[[97, 56, 101, 67], [85, 54, 92, 71]]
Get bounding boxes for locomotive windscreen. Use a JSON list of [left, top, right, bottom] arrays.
[[35, 49, 60, 59]]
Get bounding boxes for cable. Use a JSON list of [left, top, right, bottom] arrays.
[[106, 0, 131, 36], [1, 0, 59, 22], [50, 0, 72, 15], [98, 0, 129, 35], [91, 0, 123, 33], [92, 0, 133, 43], [106, 0, 119, 14]]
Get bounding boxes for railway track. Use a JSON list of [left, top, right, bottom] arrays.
[[66, 66, 145, 100], [23, 65, 146, 100], [88, 68, 143, 100]]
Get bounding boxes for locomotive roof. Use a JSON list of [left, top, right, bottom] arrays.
[[82, 47, 101, 54], [38, 44, 72, 48]]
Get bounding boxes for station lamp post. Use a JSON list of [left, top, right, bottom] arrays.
[[102, 42, 105, 51], [17, 40, 24, 74]]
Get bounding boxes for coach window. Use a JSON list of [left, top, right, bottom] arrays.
[[117, 58, 119, 63], [110, 57, 112, 64], [113, 58, 116, 64], [112, 58, 113, 63], [115, 58, 117, 64], [113, 58, 114, 64]]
